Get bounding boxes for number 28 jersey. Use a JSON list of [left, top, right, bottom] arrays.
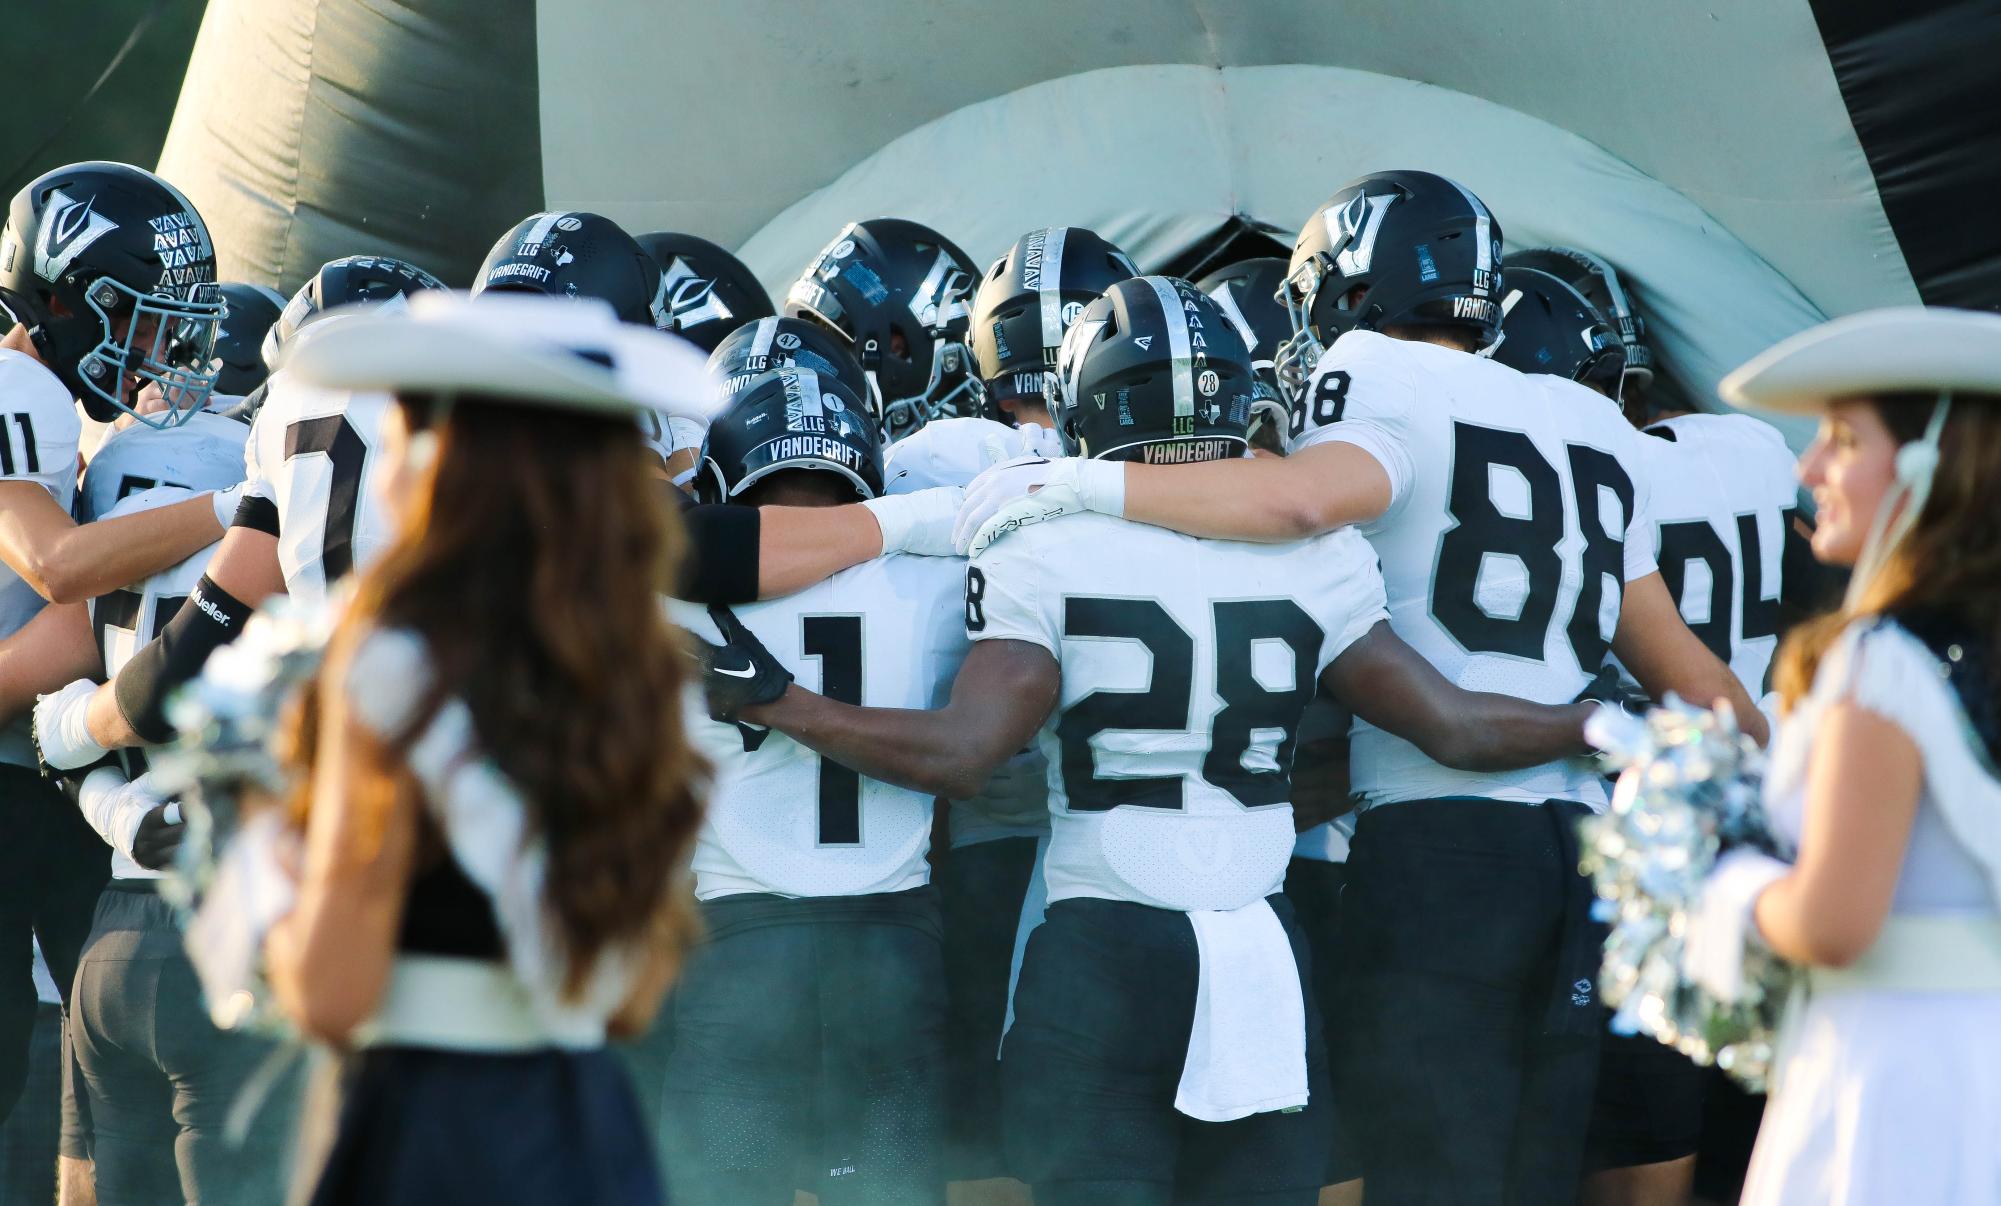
[[968, 514, 1386, 912], [669, 553, 971, 900], [1290, 331, 1658, 810], [243, 376, 397, 607]]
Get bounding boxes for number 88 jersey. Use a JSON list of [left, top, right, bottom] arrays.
[[1289, 330, 1658, 811], [242, 377, 398, 607], [968, 513, 1387, 912]]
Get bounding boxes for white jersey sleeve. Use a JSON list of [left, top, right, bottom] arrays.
[[77, 410, 248, 523], [250, 376, 398, 606], [672, 552, 971, 899], [883, 416, 1058, 494], [1284, 331, 1420, 513], [0, 351, 81, 766]]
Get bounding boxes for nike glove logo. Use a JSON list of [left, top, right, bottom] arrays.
[[714, 661, 759, 679]]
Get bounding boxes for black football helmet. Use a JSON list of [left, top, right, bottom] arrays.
[[474, 211, 665, 328], [262, 254, 447, 369], [212, 282, 285, 396], [1050, 275, 1255, 464], [706, 315, 871, 412], [633, 231, 774, 354], [1507, 246, 1653, 387], [696, 365, 883, 504], [1493, 265, 1627, 398], [783, 218, 982, 441], [0, 161, 224, 426], [968, 226, 1137, 422], [1274, 170, 1503, 405], [1196, 257, 1293, 439]]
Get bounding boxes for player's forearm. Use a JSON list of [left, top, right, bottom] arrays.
[[0, 602, 96, 725], [85, 681, 141, 751], [40, 496, 221, 604], [756, 505, 881, 599], [1121, 444, 1388, 542], [1433, 695, 1597, 771], [743, 684, 1007, 799]]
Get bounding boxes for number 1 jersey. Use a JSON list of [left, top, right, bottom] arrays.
[[1290, 331, 1659, 810], [243, 376, 397, 607], [968, 514, 1386, 912], [669, 553, 971, 900]]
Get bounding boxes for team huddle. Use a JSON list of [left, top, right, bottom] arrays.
[[0, 158, 1809, 1205]]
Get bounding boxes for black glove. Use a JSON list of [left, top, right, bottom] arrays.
[[1573, 664, 1647, 714], [692, 605, 793, 724], [131, 803, 186, 872]]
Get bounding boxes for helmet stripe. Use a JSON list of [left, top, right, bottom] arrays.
[[749, 316, 778, 362], [1037, 226, 1067, 354], [1144, 275, 1195, 421], [519, 211, 566, 248]]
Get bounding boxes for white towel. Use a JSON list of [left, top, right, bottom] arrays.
[[1175, 898, 1310, 1122]]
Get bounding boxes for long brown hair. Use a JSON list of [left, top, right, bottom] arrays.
[[1774, 391, 2001, 708], [307, 394, 706, 997]]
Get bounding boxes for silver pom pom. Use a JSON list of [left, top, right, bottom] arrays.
[[1580, 696, 1796, 1090]]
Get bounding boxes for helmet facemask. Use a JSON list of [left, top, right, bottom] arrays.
[[78, 276, 223, 428]]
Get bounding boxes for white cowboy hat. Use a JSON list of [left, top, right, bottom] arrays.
[[1720, 306, 2001, 414], [278, 290, 713, 423]]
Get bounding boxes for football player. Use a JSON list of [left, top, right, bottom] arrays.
[[652, 364, 965, 1206], [634, 230, 775, 354], [210, 281, 287, 400], [969, 226, 1136, 429], [701, 277, 1608, 1206], [0, 161, 246, 1127], [1502, 250, 1802, 1206], [950, 173, 1768, 1206], [39, 486, 293, 1203], [785, 218, 984, 441]]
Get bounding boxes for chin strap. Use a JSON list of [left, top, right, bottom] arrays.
[[1846, 392, 1953, 611]]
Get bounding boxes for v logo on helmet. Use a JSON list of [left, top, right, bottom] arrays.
[[662, 259, 730, 328], [1328, 192, 1396, 278], [34, 190, 118, 282]]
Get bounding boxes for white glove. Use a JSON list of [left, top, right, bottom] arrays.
[[34, 678, 108, 771], [952, 456, 1124, 557], [77, 767, 159, 863], [863, 486, 966, 558], [1682, 848, 1791, 1003], [210, 479, 248, 529]]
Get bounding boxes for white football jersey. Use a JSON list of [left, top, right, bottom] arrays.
[[89, 486, 216, 879], [970, 513, 1386, 912], [77, 409, 248, 523], [0, 351, 82, 765], [243, 375, 398, 607], [671, 552, 970, 899], [1289, 331, 1658, 810], [1625, 413, 1798, 696]]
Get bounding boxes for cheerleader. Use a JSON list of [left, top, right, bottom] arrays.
[[1693, 307, 2001, 1205], [263, 294, 707, 1204]]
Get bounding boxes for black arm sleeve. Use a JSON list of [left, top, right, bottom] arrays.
[[674, 489, 761, 605], [231, 493, 279, 536], [112, 575, 254, 744]]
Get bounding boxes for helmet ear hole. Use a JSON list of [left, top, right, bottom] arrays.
[[1338, 284, 1368, 313]]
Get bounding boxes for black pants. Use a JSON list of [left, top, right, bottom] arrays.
[[0, 762, 109, 1125], [648, 887, 948, 1206], [0, 1000, 61, 1200], [1282, 857, 1359, 1186], [1334, 798, 1601, 1206], [70, 882, 298, 1205], [1003, 895, 1332, 1206], [938, 835, 1040, 1182]]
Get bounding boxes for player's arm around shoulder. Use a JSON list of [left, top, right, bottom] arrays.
[[731, 538, 1058, 799]]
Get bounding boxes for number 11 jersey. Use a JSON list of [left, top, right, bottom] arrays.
[[242, 377, 397, 607], [1290, 330, 1658, 810]]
